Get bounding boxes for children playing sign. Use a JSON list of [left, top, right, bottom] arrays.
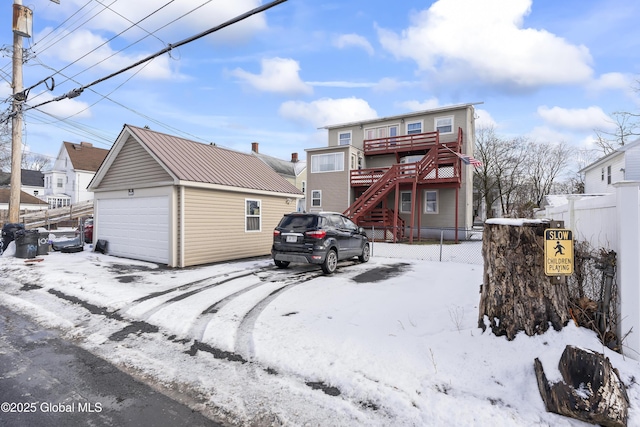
[[544, 228, 574, 276]]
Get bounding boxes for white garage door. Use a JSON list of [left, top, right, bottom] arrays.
[[97, 196, 170, 264]]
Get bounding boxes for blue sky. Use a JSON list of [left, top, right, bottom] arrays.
[[1, 0, 639, 167]]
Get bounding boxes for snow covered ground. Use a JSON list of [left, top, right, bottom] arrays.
[[1, 242, 638, 426]]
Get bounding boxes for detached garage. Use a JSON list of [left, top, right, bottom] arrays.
[[88, 124, 303, 267]]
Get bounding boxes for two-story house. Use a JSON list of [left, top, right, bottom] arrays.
[[250, 142, 307, 212], [306, 103, 478, 242], [0, 169, 45, 198], [580, 138, 640, 194], [43, 142, 109, 208]]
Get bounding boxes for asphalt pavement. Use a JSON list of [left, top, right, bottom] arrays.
[[0, 305, 224, 427]]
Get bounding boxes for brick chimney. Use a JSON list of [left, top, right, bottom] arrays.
[[251, 142, 259, 153], [80, 141, 93, 148], [291, 152, 298, 163]]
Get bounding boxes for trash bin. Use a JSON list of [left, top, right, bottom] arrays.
[[15, 229, 38, 259], [37, 232, 51, 256], [2, 223, 24, 252]]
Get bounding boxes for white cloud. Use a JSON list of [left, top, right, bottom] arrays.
[[57, 0, 267, 44], [475, 109, 497, 128], [231, 58, 313, 96], [537, 105, 614, 131], [377, 0, 593, 88], [589, 72, 632, 92], [334, 34, 374, 55], [307, 81, 376, 88], [279, 98, 378, 128], [396, 98, 440, 112], [38, 29, 181, 80], [30, 91, 92, 119], [373, 77, 417, 92]]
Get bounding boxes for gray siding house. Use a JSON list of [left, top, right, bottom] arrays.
[[88, 125, 303, 267], [307, 103, 478, 241]]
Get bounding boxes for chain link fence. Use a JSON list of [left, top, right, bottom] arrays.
[[365, 226, 483, 265]]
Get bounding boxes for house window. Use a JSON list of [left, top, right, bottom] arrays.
[[301, 181, 306, 193], [338, 131, 352, 146], [607, 165, 611, 184], [57, 178, 63, 188], [407, 121, 422, 135], [400, 191, 412, 213], [311, 190, 321, 207], [311, 153, 344, 173], [245, 199, 261, 232], [365, 125, 399, 140], [424, 190, 438, 214], [435, 116, 454, 134]]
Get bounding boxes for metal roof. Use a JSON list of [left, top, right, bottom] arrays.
[[126, 125, 302, 195]]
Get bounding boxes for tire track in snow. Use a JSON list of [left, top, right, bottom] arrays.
[[189, 268, 323, 342], [122, 270, 260, 322]]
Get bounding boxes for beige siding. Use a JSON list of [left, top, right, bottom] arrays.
[[98, 136, 173, 189], [182, 187, 293, 267]]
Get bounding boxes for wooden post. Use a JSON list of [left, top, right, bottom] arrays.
[[478, 220, 571, 340]]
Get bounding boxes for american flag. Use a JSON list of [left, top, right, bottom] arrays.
[[459, 153, 482, 168]]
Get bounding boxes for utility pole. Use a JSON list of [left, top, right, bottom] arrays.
[[9, 0, 27, 223]]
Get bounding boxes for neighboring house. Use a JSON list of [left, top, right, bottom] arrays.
[[0, 188, 48, 223], [250, 142, 307, 212], [43, 141, 109, 208], [307, 103, 478, 241], [580, 138, 640, 194], [0, 169, 45, 198], [88, 124, 303, 267]]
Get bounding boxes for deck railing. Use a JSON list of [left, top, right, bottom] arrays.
[[363, 131, 439, 156]]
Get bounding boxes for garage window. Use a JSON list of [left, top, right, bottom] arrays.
[[246, 199, 261, 232]]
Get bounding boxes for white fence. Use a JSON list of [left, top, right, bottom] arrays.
[[538, 181, 640, 361]]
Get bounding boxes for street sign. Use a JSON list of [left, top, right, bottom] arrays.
[[544, 228, 574, 276]]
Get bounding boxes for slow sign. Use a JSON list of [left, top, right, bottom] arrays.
[[544, 228, 574, 276]]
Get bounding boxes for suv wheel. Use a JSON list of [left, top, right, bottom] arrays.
[[274, 260, 290, 269], [359, 243, 370, 263], [321, 249, 338, 274]]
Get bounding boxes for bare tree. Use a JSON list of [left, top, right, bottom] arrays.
[[22, 152, 51, 171], [473, 126, 527, 219], [594, 111, 640, 154], [0, 120, 10, 172], [525, 140, 573, 207]]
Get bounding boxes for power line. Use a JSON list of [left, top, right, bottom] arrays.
[[23, 0, 289, 112], [18, 0, 207, 106]]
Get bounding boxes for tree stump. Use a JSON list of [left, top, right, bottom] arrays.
[[534, 345, 629, 427], [478, 220, 570, 340]]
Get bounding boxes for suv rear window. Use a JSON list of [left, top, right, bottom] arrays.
[[278, 215, 319, 229]]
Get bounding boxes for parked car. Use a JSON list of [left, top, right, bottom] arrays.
[[83, 218, 93, 243], [271, 212, 370, 274]]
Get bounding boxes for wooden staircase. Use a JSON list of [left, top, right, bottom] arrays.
[[344, 127, 464, 234], [344, 149, 438, 224], [357, 208, 406, 240]]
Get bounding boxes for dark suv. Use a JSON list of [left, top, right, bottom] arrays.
[[272, 212, 370, 274]]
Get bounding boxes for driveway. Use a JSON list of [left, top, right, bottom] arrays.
[[0, 304, 223, 427]]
